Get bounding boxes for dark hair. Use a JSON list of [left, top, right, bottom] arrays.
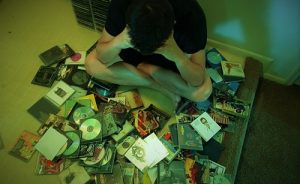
[[126, 0, 175, 55]]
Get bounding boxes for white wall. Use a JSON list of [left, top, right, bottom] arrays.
[[199, 0, 300, 84]]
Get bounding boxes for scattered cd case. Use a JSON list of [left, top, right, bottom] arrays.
[[31, 66, 58, 87], [134, 104, 170, 137], [78, 141, 97, 158], [84, 144, 117, 174], [37, 114, 75, 136], [60, 65, 91, 89], [62, 130, 82, 158], [35, 153, 72, 175], [39, 44, 74, 66], [9, 130, 40, 162]]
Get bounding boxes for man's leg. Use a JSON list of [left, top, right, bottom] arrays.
[[137, 63, 212, 102], [85, 50, 180, 103]]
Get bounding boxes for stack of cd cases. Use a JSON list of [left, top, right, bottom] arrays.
[[71, 0, 110, 31]]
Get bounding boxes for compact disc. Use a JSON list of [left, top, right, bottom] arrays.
[[83, 147, 106, 165], [80, 118, 101, 140], [116, 136, 135, 155], [63, 131, 80, 156], [72, 70, 89, 85], [122, 141, 130, 149], [73, 106, 95, 124], [57, 142, 68, 156], [70, 52, 82, 62], [207, 51, 223, 65], [100, 147, 112, 166]]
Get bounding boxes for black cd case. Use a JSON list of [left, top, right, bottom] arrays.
[[39, 44, 74, 66], [31, 66, 58, 87]]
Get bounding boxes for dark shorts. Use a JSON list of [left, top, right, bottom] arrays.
[[119, 48, 180, 73]]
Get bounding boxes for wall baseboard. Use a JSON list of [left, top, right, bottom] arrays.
[[263, 73, 286, 84], [206, 38, 287, 85]]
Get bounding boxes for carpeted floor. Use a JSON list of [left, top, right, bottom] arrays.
[[235, 79, 300, 184]]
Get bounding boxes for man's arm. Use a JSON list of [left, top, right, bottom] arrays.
[[156, 34, 206, 86], [94, 27, 132, 66]]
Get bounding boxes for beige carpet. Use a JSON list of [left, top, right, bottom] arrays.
[[235, 79, 300, 184]]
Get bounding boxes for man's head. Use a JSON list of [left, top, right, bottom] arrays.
[[126, 0, 175, 55], [200, 117, 207, 124]]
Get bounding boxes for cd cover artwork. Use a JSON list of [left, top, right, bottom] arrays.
[[158, 161, 186, 184], [80, 141, 106, 167], [9, 130, 40, 162], [124, 138, 156, 172], [177, 123, 204, 151], [190, 112, 221, 142], [134, 104, 170, 137], [31, 66, 58, 87], [116, 88, 144, 110], [100, 100, 129, 126], [175, 113, 199, 124], [45, 80, 75, 107], [35, 153, 72, 175], [39, 44, 74, 66], [37, 114, 74, 136], [78, 142, 96, 158], [213, 95, 250, 118], [65, 51, 86, 65]]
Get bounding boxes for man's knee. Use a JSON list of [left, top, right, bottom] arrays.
[[189, 81, 213, 102], [84, 58, 94, 76], [84, 55, 106, 78]]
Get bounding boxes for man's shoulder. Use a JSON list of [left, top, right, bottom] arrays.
[[170, 0, 203, 11], [109, 0, 131, 10]]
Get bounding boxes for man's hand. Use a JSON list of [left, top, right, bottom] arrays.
[[155, 32, 183, 62], [95, 27, 133, 66], [113, 27, 133, 50]]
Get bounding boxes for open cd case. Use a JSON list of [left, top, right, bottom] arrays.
[[59, 65, 91, 89], [62, 130, 82, 158], [83, 144, 117, 174], [27, 81, 75, 123]]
